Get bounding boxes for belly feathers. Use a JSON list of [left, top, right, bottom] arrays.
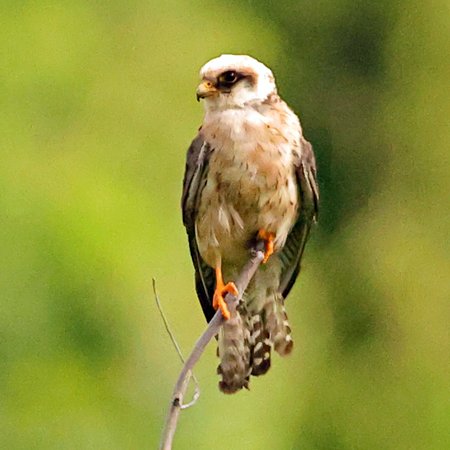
[[196, 144, 298, 265]]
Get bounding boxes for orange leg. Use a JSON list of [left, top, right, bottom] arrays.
[[213, 264, 238, 320], [258, 229, 275, 264]]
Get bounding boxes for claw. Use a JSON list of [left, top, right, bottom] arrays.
[[258, 229, 275, 263], [213, 265, 239, 320]]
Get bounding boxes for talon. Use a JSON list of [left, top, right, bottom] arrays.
[[213, 265, 238, 320], [258, 229, 275, 263], [213, 283, 238, 320]]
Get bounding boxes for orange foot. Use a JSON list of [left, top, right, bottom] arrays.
[[258, 229, 275, 264], [213, 266, 239, 320]]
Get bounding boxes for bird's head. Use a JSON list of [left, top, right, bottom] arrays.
[[196, 54, 277, 110]]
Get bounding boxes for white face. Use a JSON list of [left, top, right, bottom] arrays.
[[197, 54, 277, 111]]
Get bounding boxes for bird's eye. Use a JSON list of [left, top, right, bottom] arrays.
[[219, 71, 238, 85]]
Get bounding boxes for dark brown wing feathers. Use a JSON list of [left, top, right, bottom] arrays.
[[181, 134, 216, 321], [279, 137, 319, 298]]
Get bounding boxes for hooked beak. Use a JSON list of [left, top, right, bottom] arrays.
[[196, 80, 218, 101]]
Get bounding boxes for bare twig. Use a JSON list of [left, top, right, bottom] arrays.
[[153, 279, 200, 408], [159, 245, 265, 450]]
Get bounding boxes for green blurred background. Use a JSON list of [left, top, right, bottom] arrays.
[[1, 1, 449, 449]]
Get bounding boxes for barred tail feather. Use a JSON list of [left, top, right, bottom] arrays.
[[263, 291, 294, 356], [217, 308, 251, 394], [249, 315, 271, 376], [216, 260, 293, 393]]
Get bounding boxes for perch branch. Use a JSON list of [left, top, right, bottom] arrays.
[[159, 244, 265, 450], [153, 279, 200, 408]]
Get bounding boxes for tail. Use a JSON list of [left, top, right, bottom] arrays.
[[217, 261, 293, 393], [216, 309, 251, 393]]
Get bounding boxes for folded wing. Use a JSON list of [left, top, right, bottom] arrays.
[[278, 137, 319, 298], [181, 134, 216, 321]]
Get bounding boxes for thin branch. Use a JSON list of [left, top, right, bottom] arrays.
[[159, 245, 265, 450], [153, 279, 200, 408]]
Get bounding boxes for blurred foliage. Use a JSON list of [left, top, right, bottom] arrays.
[[1, 0, 449, 449]]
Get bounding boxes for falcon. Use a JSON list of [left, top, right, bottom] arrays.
[[181, 55, 319, 393]]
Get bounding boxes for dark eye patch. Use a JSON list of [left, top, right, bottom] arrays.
[[217, 70, 243, 89]]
